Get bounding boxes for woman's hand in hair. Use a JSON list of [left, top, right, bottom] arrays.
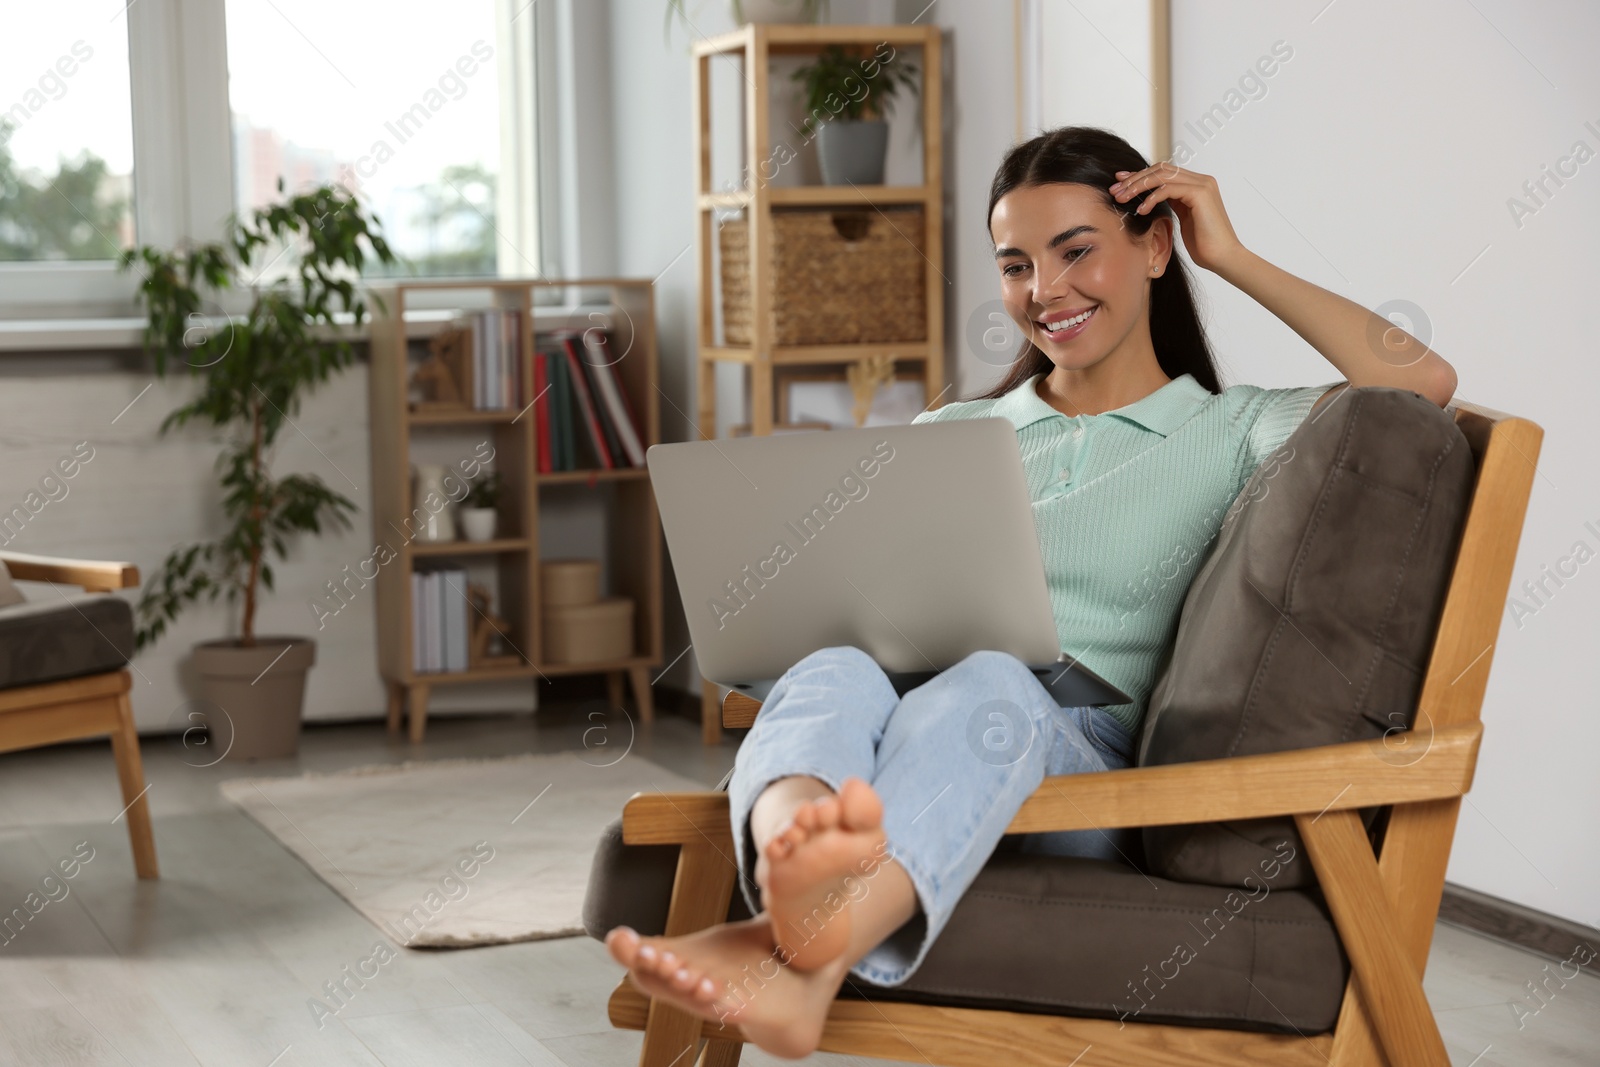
[[1109, 164, 1245, 276]]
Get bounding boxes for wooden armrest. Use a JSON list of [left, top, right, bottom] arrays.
[[0, 551, 140, 592], [621, 722, 1480, 846], [1008, 721, 1480, 833], [723, 691, 761, 729]]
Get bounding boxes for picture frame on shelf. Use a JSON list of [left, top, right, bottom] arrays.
[[780, 366, 934, 429]]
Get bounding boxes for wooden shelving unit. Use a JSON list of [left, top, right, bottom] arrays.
[[367, 279, 663, 742], [690, 23, 946, 741]]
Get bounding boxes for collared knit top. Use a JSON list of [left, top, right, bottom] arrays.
[[911, 370, 1339, 733]]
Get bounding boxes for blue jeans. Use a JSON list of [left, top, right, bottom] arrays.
[[727, 644, 1137, 988]]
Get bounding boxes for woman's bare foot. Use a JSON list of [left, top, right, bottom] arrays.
[[604, 918, 850, 1059], [759, 776, 889, 971]]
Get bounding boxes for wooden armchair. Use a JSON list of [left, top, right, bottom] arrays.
[[605, 399, 1540, 1067], [0, 551, 157, 879]]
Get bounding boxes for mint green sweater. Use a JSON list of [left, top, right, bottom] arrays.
[[911, 371, 1338, 734]]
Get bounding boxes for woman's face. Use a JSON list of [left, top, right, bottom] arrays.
[[989, 181, 1170, 373]]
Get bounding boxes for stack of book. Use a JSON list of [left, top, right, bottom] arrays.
[[469, 309, 525, 410], [411, 566, 470, 673], [532, 328, 646, 472]]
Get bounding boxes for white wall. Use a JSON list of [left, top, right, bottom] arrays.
[[0, 357, 540, 731], [1162, 0, 1599, 928]]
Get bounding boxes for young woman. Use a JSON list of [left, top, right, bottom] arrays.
[[605, 126, 1456, 1059]]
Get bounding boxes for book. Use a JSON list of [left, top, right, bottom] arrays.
[[581, 330, 645, 467], [471, 319, 484, 409], [552, 348, 574, 471], [416, 572, 428, 671], [564, 332, 625, 466], [501, 310, 516, 410], [441, 568, 468, 673], [559, 333, 615, 469], [533, 352, 552, 474]]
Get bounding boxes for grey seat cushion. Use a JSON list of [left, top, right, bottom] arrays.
[[1137, 387, 1475, 888], [0, 594, 135, 689], [583, 816, 1349, 1034]]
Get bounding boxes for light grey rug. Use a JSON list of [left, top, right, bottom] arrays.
[[220, 751, 708, 948]]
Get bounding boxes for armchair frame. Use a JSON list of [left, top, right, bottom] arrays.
[[0, 552, 157, 879], [607, 399, 1541, 1067]]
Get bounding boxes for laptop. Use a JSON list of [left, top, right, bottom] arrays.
[[644, 417, 1133, 708]]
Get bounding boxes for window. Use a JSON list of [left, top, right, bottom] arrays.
[[0, 2, 135, 262], [225, 0, 533, 279], [0, 0, 545, 322]]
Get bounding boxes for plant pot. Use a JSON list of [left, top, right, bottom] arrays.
[[458, 507, 497, 542], [734, 0, 824, 24], [191, 636, 316, 760], [815, 120, 889, 185]]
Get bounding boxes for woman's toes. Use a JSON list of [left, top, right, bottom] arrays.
[[810, 794, 843, 831], [669, 965, 699, 994], [605, 926, 640, 966], [838, 777, 884, 830], [656, 949, 680, 979], [694, 975, 720, 1003]]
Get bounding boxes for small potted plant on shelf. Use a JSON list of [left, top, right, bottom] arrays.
[[793, 43, 920, 185], [667, 0, 827, 34], [120, 180, 396, 760], [458, 470, 501, 543]]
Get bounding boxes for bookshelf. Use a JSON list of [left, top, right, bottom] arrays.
[[690, 23, 946, 742], [367, 278, 663, 742]]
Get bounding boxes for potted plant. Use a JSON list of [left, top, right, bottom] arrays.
[[121, 181, 395, 760], [666, 0, 827, 34], [458, 470, 501, 543], [793, 44, 920, 185]]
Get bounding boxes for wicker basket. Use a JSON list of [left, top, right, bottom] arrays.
[[721, 207, 927, 346]]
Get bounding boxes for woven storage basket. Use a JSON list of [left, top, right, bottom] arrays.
[[721, 207, 927, 346]]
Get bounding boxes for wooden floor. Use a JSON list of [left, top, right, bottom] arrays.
[[0, 703, 1594, 1067]]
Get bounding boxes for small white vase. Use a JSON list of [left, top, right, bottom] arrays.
[[412, 464, 456, 542], [458, 507, 497, 543]]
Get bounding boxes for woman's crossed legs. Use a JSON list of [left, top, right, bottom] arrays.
[[605, 644, 1135, 1059]]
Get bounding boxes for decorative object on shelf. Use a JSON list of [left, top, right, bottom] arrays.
[[845, 352, 898, 427], [730, 420, 831, 436], [119, 181, 395, 760], [467, 583, 519, 669], [785, 367, 932, 428], [667, 0, 827, 37], [541, 559, 601, 606], [458, 471, 501, 542], [545, 598, 636, 664], [721, 207, 927, 345], [411, 465, 457, 543], [410, 329, 471, 412], [793, 43, 920, 185], [540, 558, 633, 665]]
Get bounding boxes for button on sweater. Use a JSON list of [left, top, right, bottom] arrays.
[[912, 371, 1340, 734]]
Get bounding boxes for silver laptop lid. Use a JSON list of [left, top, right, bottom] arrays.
[[646, 418, 1063, 689]]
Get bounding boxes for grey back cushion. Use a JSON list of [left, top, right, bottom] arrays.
[[1136, 387, 1476, 889]]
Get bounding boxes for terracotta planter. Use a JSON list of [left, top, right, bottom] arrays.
[[191, 636, 315, 760]]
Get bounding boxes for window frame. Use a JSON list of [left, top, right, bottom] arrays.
[[0, 0, 550, 324]]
